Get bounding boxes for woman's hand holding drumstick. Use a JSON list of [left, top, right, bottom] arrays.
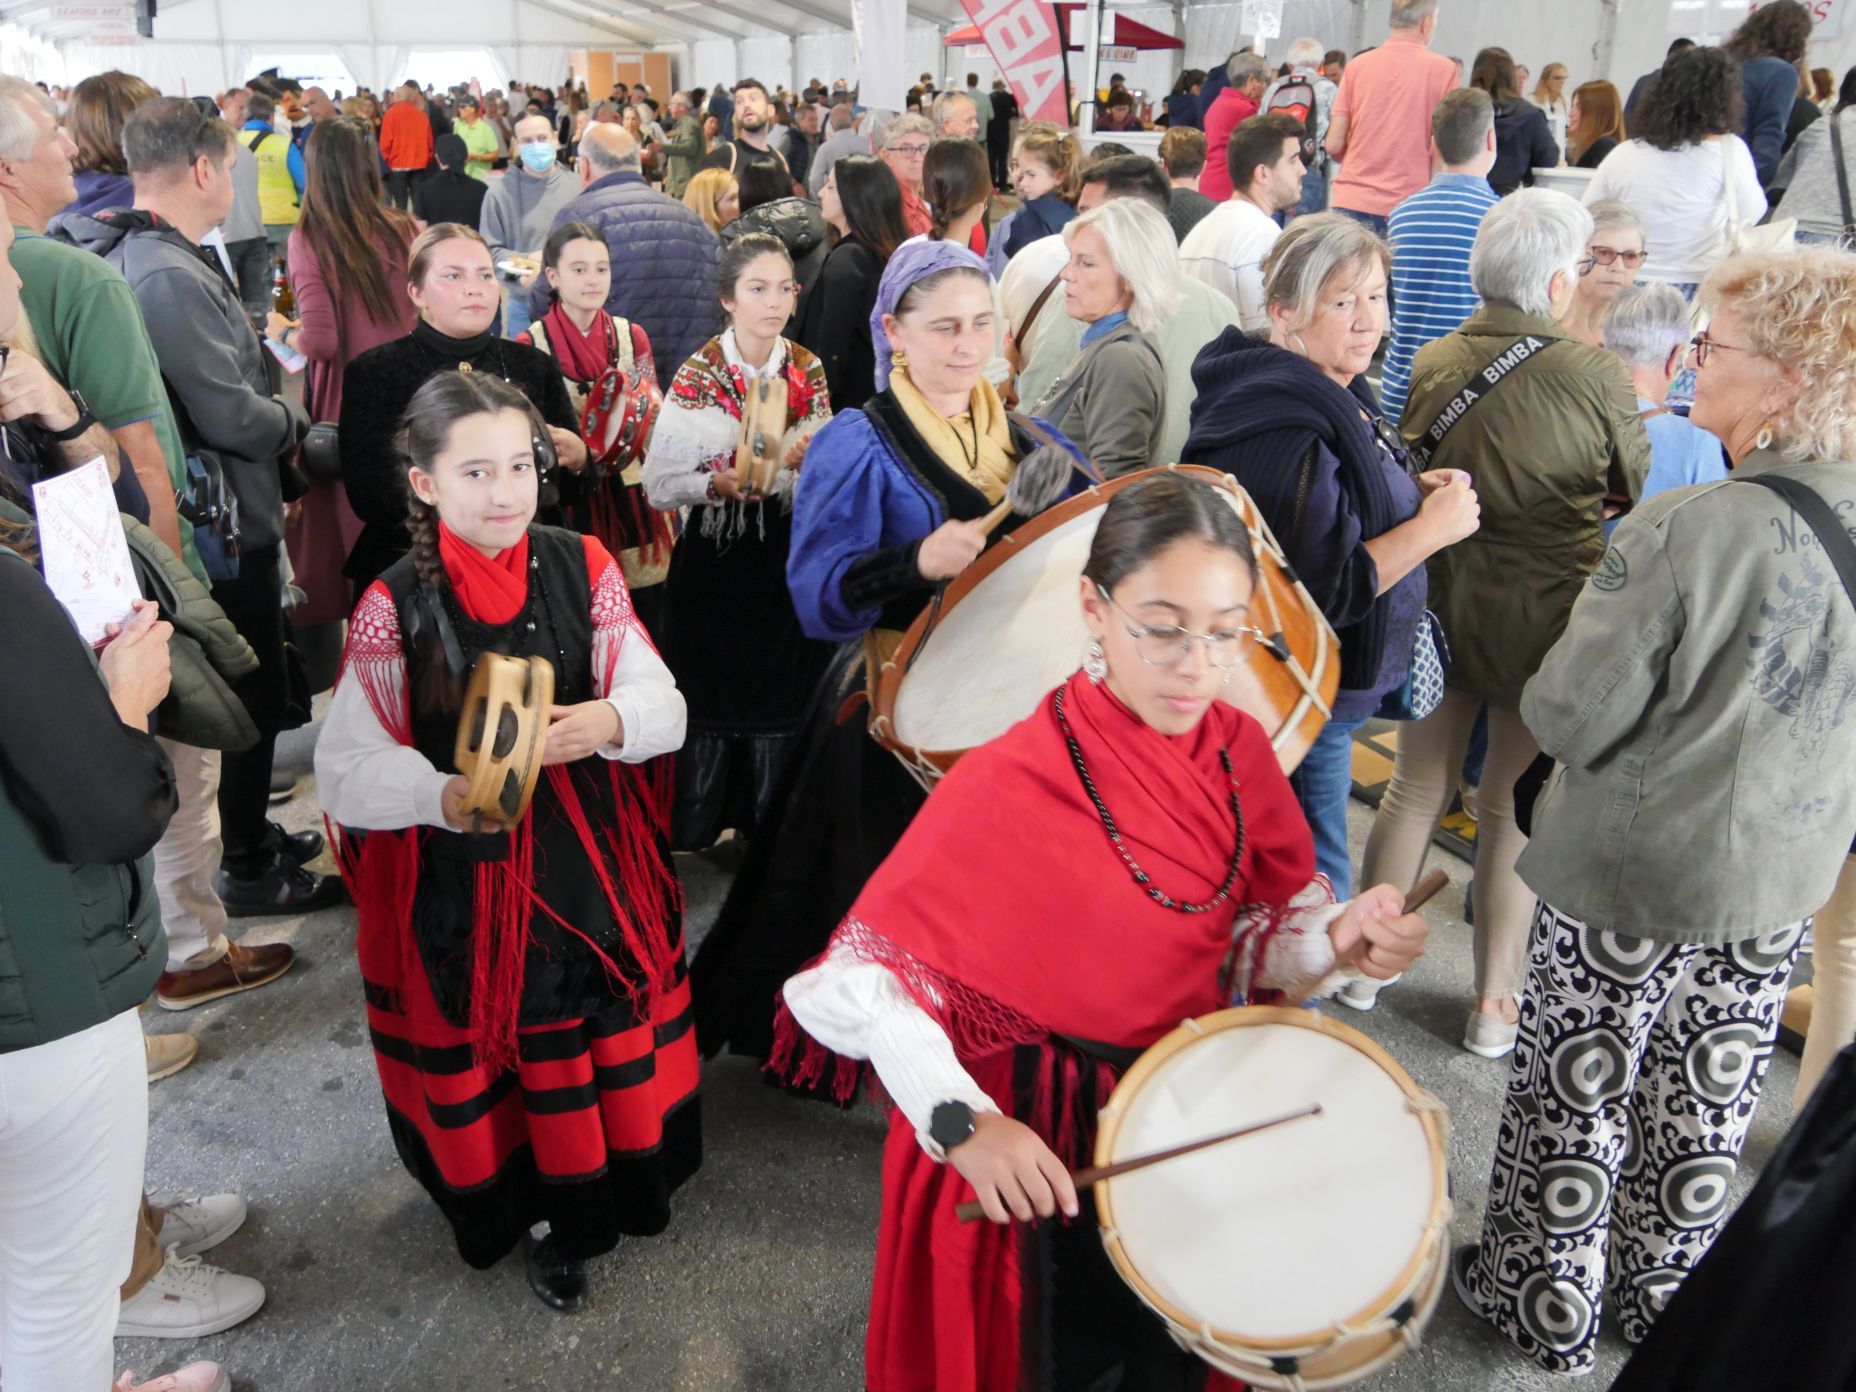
[[948, 1113, 1079, 1225]]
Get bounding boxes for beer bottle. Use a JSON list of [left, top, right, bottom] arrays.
[[271, 255, 296, 317]]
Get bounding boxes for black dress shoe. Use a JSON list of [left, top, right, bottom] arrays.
[[267, 820, 325, 865], [524, 1233, 588, 1313], [214, 854, 346, 918]]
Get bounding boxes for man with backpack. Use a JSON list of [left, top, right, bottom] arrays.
[[1262, 36, 1339, 218]]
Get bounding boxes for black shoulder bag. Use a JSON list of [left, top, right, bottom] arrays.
[[1409, 333, 1552, 467]]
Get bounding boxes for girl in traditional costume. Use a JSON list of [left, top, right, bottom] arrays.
[[778, 473, 1432, 1390], [643, 233, 834, 852], [315, 371, 699, 1313], [518, 221, 675, 634], [690, 240, 1097, 1070]]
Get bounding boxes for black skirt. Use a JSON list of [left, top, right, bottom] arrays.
[[688, 643, 926, 1063], [657, 502, 831, 850]]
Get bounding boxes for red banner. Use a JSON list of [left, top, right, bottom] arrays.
[[959, 0, 1069, 126]]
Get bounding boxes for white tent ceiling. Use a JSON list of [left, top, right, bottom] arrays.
[[0, 0, 1853, 108]]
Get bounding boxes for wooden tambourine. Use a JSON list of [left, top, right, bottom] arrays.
[[452, 652, 555, 827], [733, 374, 789, 497]]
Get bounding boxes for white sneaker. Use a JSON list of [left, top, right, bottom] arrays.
[[154, 1194, 247, 1259], [117, 1249, 265, 1339], [1336, 972, 1400, 1012], [115, 1362, 231, 1392], [1463, 1009, 1519, 1060]]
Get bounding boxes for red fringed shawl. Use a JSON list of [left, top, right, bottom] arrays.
[[332, 532, 681, 1076], [773, 673, 1314, 1392]]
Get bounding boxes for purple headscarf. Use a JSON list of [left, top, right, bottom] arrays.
[[869, 240, 993, 392]]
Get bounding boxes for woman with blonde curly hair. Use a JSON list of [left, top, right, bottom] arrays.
[[1451, 246, 1856, 1375]]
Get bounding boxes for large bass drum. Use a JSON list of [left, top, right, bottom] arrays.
[[868, 465, 1338, 786]]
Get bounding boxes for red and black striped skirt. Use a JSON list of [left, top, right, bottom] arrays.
[[364, 945, 702, 1269]]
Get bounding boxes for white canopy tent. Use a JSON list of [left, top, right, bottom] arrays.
[[0, 0, 1850, 116]]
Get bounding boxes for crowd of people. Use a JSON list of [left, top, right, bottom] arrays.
[[5, 0, 1856, 1387]]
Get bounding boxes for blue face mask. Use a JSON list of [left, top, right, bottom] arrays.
[[519, 142, 556, 173]]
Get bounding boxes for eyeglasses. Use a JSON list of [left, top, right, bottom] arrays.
[[1096, 584, 1263, 670], [1580, 244, 1647, 271], [887, 142, 929, 156], [1687, 332, 1754, 368]]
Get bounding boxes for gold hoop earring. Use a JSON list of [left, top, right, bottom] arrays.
[[1756, 418, 1776, 450], [891, 349, 909, 371]]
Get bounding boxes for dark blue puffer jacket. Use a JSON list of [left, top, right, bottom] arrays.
[[528, 170, 724, 391]]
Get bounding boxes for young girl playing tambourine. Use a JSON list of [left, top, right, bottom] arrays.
[[315, 370, 699, 1314], [518, 221, 675, 633]]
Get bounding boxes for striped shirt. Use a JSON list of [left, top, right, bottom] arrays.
[[1381, 173, 1500, 429]]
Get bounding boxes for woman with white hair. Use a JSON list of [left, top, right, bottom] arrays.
[[1602, 281, 1728, 504], [1455, 244, 1856, 1377], [1183, 212, 1481, 894], [1359, 189, 1650, 1056], [1026, 197, 1174, 475], [1559, 197, 1649, 347]]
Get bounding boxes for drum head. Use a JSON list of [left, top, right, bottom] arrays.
[[1095, 1008, 1445, 1348], [877, 466, 1338, 777]]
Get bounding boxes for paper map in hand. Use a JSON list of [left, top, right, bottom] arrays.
[[34, 456, 139, 645]]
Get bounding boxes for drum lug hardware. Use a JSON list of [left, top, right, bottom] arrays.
[[1182, 1017, 1205, 1035]]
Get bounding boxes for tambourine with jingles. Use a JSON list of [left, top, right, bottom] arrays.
[[452, 653, 555, 827], [583, 361, 661, 474]]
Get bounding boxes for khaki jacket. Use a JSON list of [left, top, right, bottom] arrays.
[[1519, 449, 1856, 942], [1400, 303, 1650, 700]]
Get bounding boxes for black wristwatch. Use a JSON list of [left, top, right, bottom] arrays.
[[46, 390, 97, 442], [929, 1100, 978, 1152]]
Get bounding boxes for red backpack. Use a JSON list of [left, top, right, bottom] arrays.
[[1266, 75, 1319, 166]]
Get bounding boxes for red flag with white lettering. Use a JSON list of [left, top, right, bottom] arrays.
[[959, 0, 1069, 126]]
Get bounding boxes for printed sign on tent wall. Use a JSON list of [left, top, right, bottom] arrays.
[[1751, 0, 1845, 42], [51, 0, 138, 43], [958, 0, 1069, 124], [1242, 0, 1285, 41]]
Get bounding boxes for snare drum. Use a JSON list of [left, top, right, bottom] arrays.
[[1093, 1007, 1451, 1391], [868, 466, 1338, 787]]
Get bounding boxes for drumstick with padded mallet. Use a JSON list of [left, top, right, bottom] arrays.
[[954, 1103, 1323, 1223], [978, 444, 1075, 536]]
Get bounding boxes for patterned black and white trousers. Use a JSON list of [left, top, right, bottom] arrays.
[[1458, 899, 1806, 1374]]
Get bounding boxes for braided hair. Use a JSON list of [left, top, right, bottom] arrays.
[[923, 137, 990, 241], [398, 369, 549, 590]]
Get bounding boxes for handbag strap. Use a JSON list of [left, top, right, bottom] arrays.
[[1411, 334, 1550, 464], [1738, 472, 1856, 614], [1833, 111, 1855, 239], [1721, 136, 1739, 233], [1016, 268, 1065, 347]]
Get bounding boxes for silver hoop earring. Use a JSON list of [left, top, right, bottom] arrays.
[[1083, 640, 1108, 684]]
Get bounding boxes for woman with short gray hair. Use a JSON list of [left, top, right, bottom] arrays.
[[1560, 197, 1649, 347], [1603, 282, 1728, 505], [1183, 211, 1481, 894], [1359, 188, 1651, 1055], [1029, 198, 1174, 475]]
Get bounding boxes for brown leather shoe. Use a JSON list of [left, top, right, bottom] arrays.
[[155, 941, 296, 1011]]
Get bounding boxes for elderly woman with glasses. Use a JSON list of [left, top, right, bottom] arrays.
[[880, 113, 936, 237], [1185, 212, 1481, 897], [1358, 189, 1650, 1057], [1560, 198, 1649, 347], [1453, 244, 1856, 1376], [1026, 198, 1175, 476]]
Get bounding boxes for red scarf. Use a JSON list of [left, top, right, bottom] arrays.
[[539, 301, 614, 384], [437, 521, 530, 624], [775, 673, 1311, 1392]]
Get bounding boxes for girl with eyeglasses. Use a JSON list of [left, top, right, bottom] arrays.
[[1560, 198, 1649, 348], [774, 472, 1431, 1392], [641, 233, 833, 852]]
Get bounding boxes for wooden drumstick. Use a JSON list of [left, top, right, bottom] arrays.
[[1280, 866, 1452, 1002], [954, 1103, 1323, 1224]]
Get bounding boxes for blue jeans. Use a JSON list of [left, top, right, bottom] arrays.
[[1290, 713, 1369, 896], [1332, 207, 1387, 237], [1296, 164, 1329, 218], [502, 290, 532, 341]]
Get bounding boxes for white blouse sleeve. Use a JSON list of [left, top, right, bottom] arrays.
[[312, 589, 455, 831], [643, 387, 738, 511], [783, 939, 1001, 1161], [589, 554, 686, 764], [1232, 876, 1366, 1002]]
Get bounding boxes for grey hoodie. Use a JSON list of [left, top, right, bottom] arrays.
[[480, 164, 579, 279], [54, 208, 302, 550]]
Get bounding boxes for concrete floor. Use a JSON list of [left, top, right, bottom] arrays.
[[122, 717, 1802, 1391]]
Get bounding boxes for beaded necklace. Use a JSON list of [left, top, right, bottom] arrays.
[[1052, 684, 1245, 915]]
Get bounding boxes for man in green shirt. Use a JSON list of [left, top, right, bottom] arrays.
[[454, 94, 499, 181], [0, 75, 200, 581]]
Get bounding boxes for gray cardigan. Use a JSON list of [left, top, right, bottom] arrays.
[[1775, 111, 1856, 241], [1518, 448, 1856, 943], [479, 164, 579, 278], [1029, 320, 1165, 478]]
